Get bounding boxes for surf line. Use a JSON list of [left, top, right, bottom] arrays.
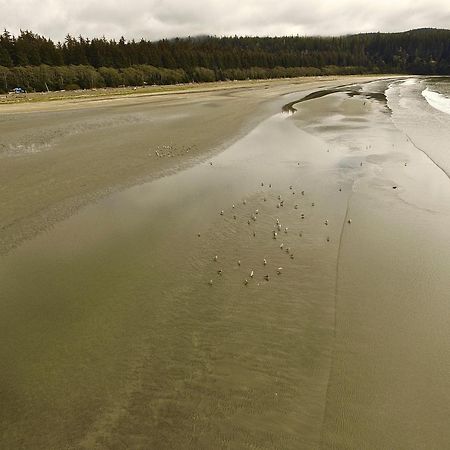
[[405, 133, 450, 182]]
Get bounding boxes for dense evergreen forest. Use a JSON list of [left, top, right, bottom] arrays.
[[0, 28, 449, 93]]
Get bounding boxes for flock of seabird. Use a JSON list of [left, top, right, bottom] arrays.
[[151, 143, 198, 158], [199, 176, 352, 287]]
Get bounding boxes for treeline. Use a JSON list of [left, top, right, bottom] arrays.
[[1, 28, 449, 92], [0, 64, 368, 93]]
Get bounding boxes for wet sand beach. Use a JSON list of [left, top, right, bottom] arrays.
[[0, 76, 349, 254], [1, 76, 450, 449]]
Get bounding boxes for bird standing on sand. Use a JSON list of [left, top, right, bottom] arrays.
[[250, 270, 254, 278], [277, 267, 283, 275], [209, 280, 213, 286], [214, 255, 218, 262], [263, 258, 267, 266]]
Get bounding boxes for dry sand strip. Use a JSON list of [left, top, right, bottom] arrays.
[[0, 76, 391, 254]]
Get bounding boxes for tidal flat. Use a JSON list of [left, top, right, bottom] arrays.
[[1, 76, 450, 449]]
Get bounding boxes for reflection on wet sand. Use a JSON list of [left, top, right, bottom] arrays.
[[1, 78, 450, 449]]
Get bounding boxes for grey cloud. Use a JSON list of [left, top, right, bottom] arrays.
[[1, 0, 449, 42]]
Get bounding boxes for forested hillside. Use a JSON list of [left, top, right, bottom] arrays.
[[0, 28, 449, 92]]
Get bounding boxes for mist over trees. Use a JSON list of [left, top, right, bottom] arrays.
[[1, 28, 449, 93]]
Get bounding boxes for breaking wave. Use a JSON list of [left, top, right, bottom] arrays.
[[422, 87, 450, 116]]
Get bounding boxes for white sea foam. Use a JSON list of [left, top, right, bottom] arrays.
[[422, 88, 450, 116]]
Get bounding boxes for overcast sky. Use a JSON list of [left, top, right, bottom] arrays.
[[2, 0, 450, 42]]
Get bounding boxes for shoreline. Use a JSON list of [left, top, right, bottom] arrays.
[[0, 75, 398, 109], [0, 77, 331, 109]]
